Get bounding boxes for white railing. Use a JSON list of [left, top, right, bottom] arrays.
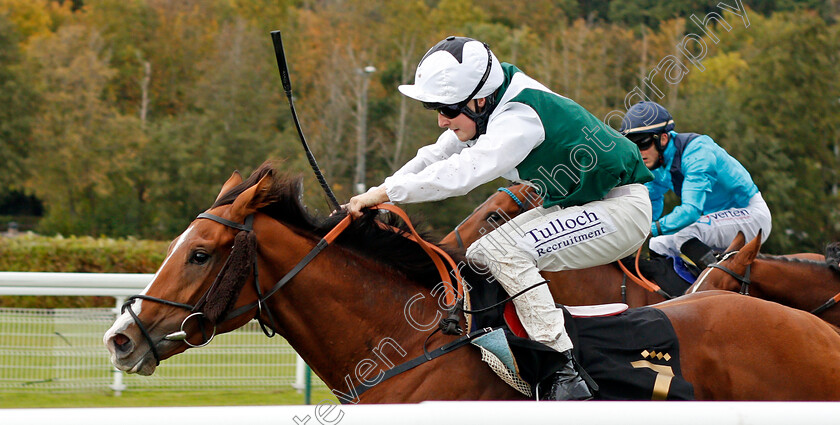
[[0, 272, 312, 395]]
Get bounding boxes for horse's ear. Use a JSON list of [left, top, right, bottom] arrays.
[[228, 174, 273, 222], [216, 171, 243, 202], [725, 231, 746, 252], [739, 230, 763, 264]]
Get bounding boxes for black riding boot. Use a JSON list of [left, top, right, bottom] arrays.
[[680, 237, 717, 270], [539, 350, 592, 401]]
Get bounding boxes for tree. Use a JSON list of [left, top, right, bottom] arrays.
[[0, 14, 39, 190], [24, 25, 144, 236]]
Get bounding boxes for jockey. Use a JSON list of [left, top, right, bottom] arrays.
[[620, 101, 772, 270], [345, 36, 653, 400]]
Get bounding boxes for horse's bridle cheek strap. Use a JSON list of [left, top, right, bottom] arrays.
[[708, 263, 752, 295], [119, 214, 257, 364]]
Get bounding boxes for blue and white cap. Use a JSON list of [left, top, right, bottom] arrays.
[[620, 101, 675, 136], [398, 36, 503, 105]]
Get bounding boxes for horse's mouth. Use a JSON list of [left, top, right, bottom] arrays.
[[107, 335, 179, 376], [110, 350, 157, 376], [129, 358, 157, 376]]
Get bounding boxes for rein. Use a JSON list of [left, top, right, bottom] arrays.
[[616, 246, 674, 299], [121, 204, 465, 366]]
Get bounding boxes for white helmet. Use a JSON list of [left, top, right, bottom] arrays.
[[398, 36, 503, 105]]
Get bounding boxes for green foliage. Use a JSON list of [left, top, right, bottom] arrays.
[[0, 234, 168, 308], [0, 14, 39, 190], [0, 1, 837, 254]]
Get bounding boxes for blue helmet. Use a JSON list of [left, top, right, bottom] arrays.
[[619, 101, 675, 136]]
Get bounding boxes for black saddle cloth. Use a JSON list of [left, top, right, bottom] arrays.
[[467, 278, 694, 400]]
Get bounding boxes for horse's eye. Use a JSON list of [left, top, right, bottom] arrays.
[[485, 212, 503, 223], [189, 251, 210, 265]]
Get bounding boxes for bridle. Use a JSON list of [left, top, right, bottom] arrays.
[[452, 187, 530, 250], [121, 204, 466, 367], [706, 251, 752, 295], [121, 211, 353, 366], [702, 251, 840, 316]]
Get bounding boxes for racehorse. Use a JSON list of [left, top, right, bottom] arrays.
[[687, 231, 840, 327], [440, 183, 671, 307], [103, 162, 840, 400]]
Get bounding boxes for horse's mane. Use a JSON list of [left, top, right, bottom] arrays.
[[211, 161, 485, 289], [825, 242, 840, 272], [756, 252, 840, 275]]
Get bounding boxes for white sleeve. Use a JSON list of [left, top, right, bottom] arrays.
[[383, 102, 544, 203], [365, 131, 465, 194], [394, 131, 465, 177]]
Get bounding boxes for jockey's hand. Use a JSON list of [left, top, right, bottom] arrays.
[[343, 186, 390, 219]]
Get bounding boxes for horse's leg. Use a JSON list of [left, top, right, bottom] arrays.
[[657, 291, 840, 400]]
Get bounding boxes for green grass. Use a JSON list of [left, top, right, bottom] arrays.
[[0, 388, 338, 408]]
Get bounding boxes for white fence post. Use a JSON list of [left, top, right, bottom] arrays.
[[110, 296, 127, 396], [293, 354, 306, 393]]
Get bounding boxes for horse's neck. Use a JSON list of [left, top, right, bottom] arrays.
[[547, 265, 662, 307], [256, 225, 452, 392], [753, 258, 839, 304]]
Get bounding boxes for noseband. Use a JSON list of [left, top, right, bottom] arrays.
[[452, 187, 529, 249], [122, 211, 343, 366], [121, 206, 364, 366], [121, 213, 261, 365]]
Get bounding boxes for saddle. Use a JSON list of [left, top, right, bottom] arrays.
[[466, 278, 695, 400]]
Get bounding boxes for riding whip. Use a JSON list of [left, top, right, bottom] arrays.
[[270, 30, 341, 211]]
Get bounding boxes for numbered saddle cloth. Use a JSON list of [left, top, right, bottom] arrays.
[[467, 281, 694, 400]]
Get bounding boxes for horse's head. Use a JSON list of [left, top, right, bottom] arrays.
[[103, 169, 278, 375], [440, 184, 541, 251], [687, 231, 757, 295]]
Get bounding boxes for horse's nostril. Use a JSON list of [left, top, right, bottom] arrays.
[[112, 333, 133, 354]]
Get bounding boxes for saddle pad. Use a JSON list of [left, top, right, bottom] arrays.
[[562, 307, 695, 400], [471, 328, 532, 397], [465, 274, 694, 400]]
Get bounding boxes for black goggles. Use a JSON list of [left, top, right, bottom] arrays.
[[628, 133, 659, 150], [423, 101, 468, 119]]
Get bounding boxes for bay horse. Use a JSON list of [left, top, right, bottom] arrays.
[[440, 184, 669, 307], [103, 163, 840, 400], [687, 231, 840, 327]]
